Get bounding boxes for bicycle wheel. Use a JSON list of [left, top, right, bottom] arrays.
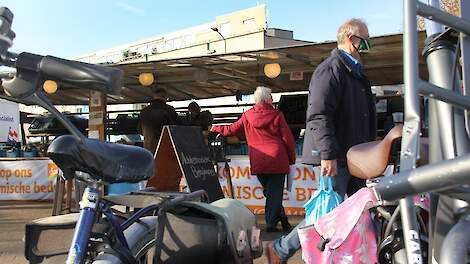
[[92, 215, 158, 264]]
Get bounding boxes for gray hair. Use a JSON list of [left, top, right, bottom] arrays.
[[336, 18, 368, 45], [254, 86, 272, 104]]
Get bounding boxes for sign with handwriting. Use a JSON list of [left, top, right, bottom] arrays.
[[148, 125, 224, 202]]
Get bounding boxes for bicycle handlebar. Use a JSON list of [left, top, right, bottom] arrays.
[[3, 52, 123, 97], [39, 54, 123, 95]]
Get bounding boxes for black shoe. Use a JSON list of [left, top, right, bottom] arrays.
[[265, 226, 280, 232], [281, 217, 292, 232]]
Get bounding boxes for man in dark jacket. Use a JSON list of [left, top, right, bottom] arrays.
[[138, 86, 178, 153], [265, 18, 376, 264], [302, 29, 376, 197], [188, 101, 213, 131]]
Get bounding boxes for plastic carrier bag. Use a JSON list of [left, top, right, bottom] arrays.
[[304, 175, 343, 225], [298, 188, 379, 264]]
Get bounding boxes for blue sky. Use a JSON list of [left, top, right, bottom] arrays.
[[2, 0, 403, 58]]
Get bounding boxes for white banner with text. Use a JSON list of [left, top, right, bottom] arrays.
[[0, 98, 20, 143], [0, 159, 59, 200], [181, 156, 320, 215]]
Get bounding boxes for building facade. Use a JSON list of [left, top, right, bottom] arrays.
[[74, 5, 310, 64]]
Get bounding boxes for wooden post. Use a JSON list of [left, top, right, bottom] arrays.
[[88, 91, 107, 197], [51, 176, 65, 216], [88, 91, 107, 140]]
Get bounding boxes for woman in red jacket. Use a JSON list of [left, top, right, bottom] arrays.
[[212, 86, 296, 232]]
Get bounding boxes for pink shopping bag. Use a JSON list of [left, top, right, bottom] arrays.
[[298, 188, 379, 264]]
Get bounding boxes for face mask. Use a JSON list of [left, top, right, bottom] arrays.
[[352, 35, 373, 55]]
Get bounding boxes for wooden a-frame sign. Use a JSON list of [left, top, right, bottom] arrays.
[[146, 125, 224, 202]]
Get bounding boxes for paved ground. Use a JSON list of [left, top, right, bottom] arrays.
[[0, 201, 303, 263], [0, 202, 52, 264]]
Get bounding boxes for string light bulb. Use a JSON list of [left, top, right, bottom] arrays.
[[264, 63, 281, 78], [139, 73, 154, 86], [43, 80, 58, 94]]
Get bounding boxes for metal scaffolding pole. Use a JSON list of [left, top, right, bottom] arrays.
[[461, 0, 470, 140], [400, 1, 423, 263], [417, 1, 470, 35]]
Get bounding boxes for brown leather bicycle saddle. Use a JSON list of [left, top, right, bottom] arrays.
[[347, 125, 403, 179]]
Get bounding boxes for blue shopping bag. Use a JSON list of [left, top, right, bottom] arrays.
[[304, 176, 343, 225]]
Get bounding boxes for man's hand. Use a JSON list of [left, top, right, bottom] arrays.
[[321, 159, 337, 176]]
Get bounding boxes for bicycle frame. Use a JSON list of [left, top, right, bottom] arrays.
[[65, 179, 164, 264], [374, 1, 470, 263], [66, 183, 100, 264], [64, 175, 207, 264]]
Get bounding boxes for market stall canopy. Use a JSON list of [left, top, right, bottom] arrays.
[[1, 32, 428, 105]]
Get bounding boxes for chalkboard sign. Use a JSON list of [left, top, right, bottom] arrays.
[[147, 125, 224, 202]]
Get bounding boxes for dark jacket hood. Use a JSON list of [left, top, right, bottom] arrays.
[[245, 103, 279, 129]]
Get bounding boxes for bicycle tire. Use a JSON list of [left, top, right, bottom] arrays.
[[91, 216, 158, 264]]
